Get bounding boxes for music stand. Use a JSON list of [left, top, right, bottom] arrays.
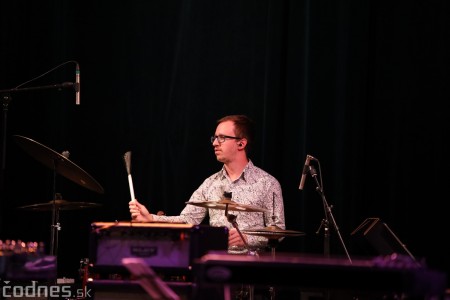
[[350, 217, 418, 263]]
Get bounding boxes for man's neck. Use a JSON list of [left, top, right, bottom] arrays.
[[224, 158, 249, 181]]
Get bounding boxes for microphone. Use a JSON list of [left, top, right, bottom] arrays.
[[75, 63, 80, 105], [299, 154, 315, 190]]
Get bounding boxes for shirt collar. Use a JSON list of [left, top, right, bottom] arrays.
[[219, 160, 254, 182]]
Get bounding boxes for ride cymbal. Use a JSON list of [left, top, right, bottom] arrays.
[[185, 199, 269, 213], [18, 200, 102, 211], [13, 135, 104, 194]]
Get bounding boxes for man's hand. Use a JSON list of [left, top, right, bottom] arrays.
[[129, 199, 153, 222], [228, 227, 248, 247]]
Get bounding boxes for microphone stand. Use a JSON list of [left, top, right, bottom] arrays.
[[0, 82, 76, 95], [0, 94, 12, 236], [308, 165, 352, 264]]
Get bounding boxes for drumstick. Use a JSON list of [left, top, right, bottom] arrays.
[[123, 151, 136, 202]]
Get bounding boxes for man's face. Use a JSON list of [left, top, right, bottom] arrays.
[[212, 121, 240, 163]]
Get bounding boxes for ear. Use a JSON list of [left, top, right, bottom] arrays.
[[238, 139, 247, 148]]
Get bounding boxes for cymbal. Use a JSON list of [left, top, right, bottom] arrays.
[[18, 200, 102, 211], [13, 135, 104, 194], [242, 225, 306, 239], [185, 199, 269, 213]]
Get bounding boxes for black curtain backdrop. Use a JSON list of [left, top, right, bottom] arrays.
[[1, 0, 449, 283]]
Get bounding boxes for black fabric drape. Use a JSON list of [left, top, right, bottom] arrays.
[[1, 0, 449, 283]]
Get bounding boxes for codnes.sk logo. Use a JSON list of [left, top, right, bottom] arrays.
[[1, 280, 92, 298]]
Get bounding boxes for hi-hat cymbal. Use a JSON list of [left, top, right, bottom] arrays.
[[242, 225, 306, 239], [13, 135, 104, 194], [18, 200, 102, 211], [185, 199, 269, 213]]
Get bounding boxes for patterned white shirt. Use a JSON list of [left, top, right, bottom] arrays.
[[152, 160, 285, 249]]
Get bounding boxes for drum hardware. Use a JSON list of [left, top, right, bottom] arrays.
[[186, 192, 263, 256], [187, 192, 261, 300], [242, 194, 306, 257], [242, 225, 305, 259], [13, 135, 103, 270], [187, 192, 303, 300], [17, 193, 102, 258]]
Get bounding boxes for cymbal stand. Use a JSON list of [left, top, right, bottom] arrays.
[[50, 160, 63, 258], [308, 164, 352, 263], [222, 192, 260, 300], [267, 195, 279, 300], [267, 193, 280, 258], [265, 237, 279, 300], [223, 201, 256, 300], [50, 195, 61, 257], [222, 192, 254, 255], [267, 236, 280, 258], [224, 205, 251, 253]]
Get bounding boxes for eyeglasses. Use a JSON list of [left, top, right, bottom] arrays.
[[211, 135, 242, 144]]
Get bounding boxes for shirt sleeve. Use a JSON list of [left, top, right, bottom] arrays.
[[151, 178, 211, 224]]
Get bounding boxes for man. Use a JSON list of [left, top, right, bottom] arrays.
[[129, 114, 285, 252]]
